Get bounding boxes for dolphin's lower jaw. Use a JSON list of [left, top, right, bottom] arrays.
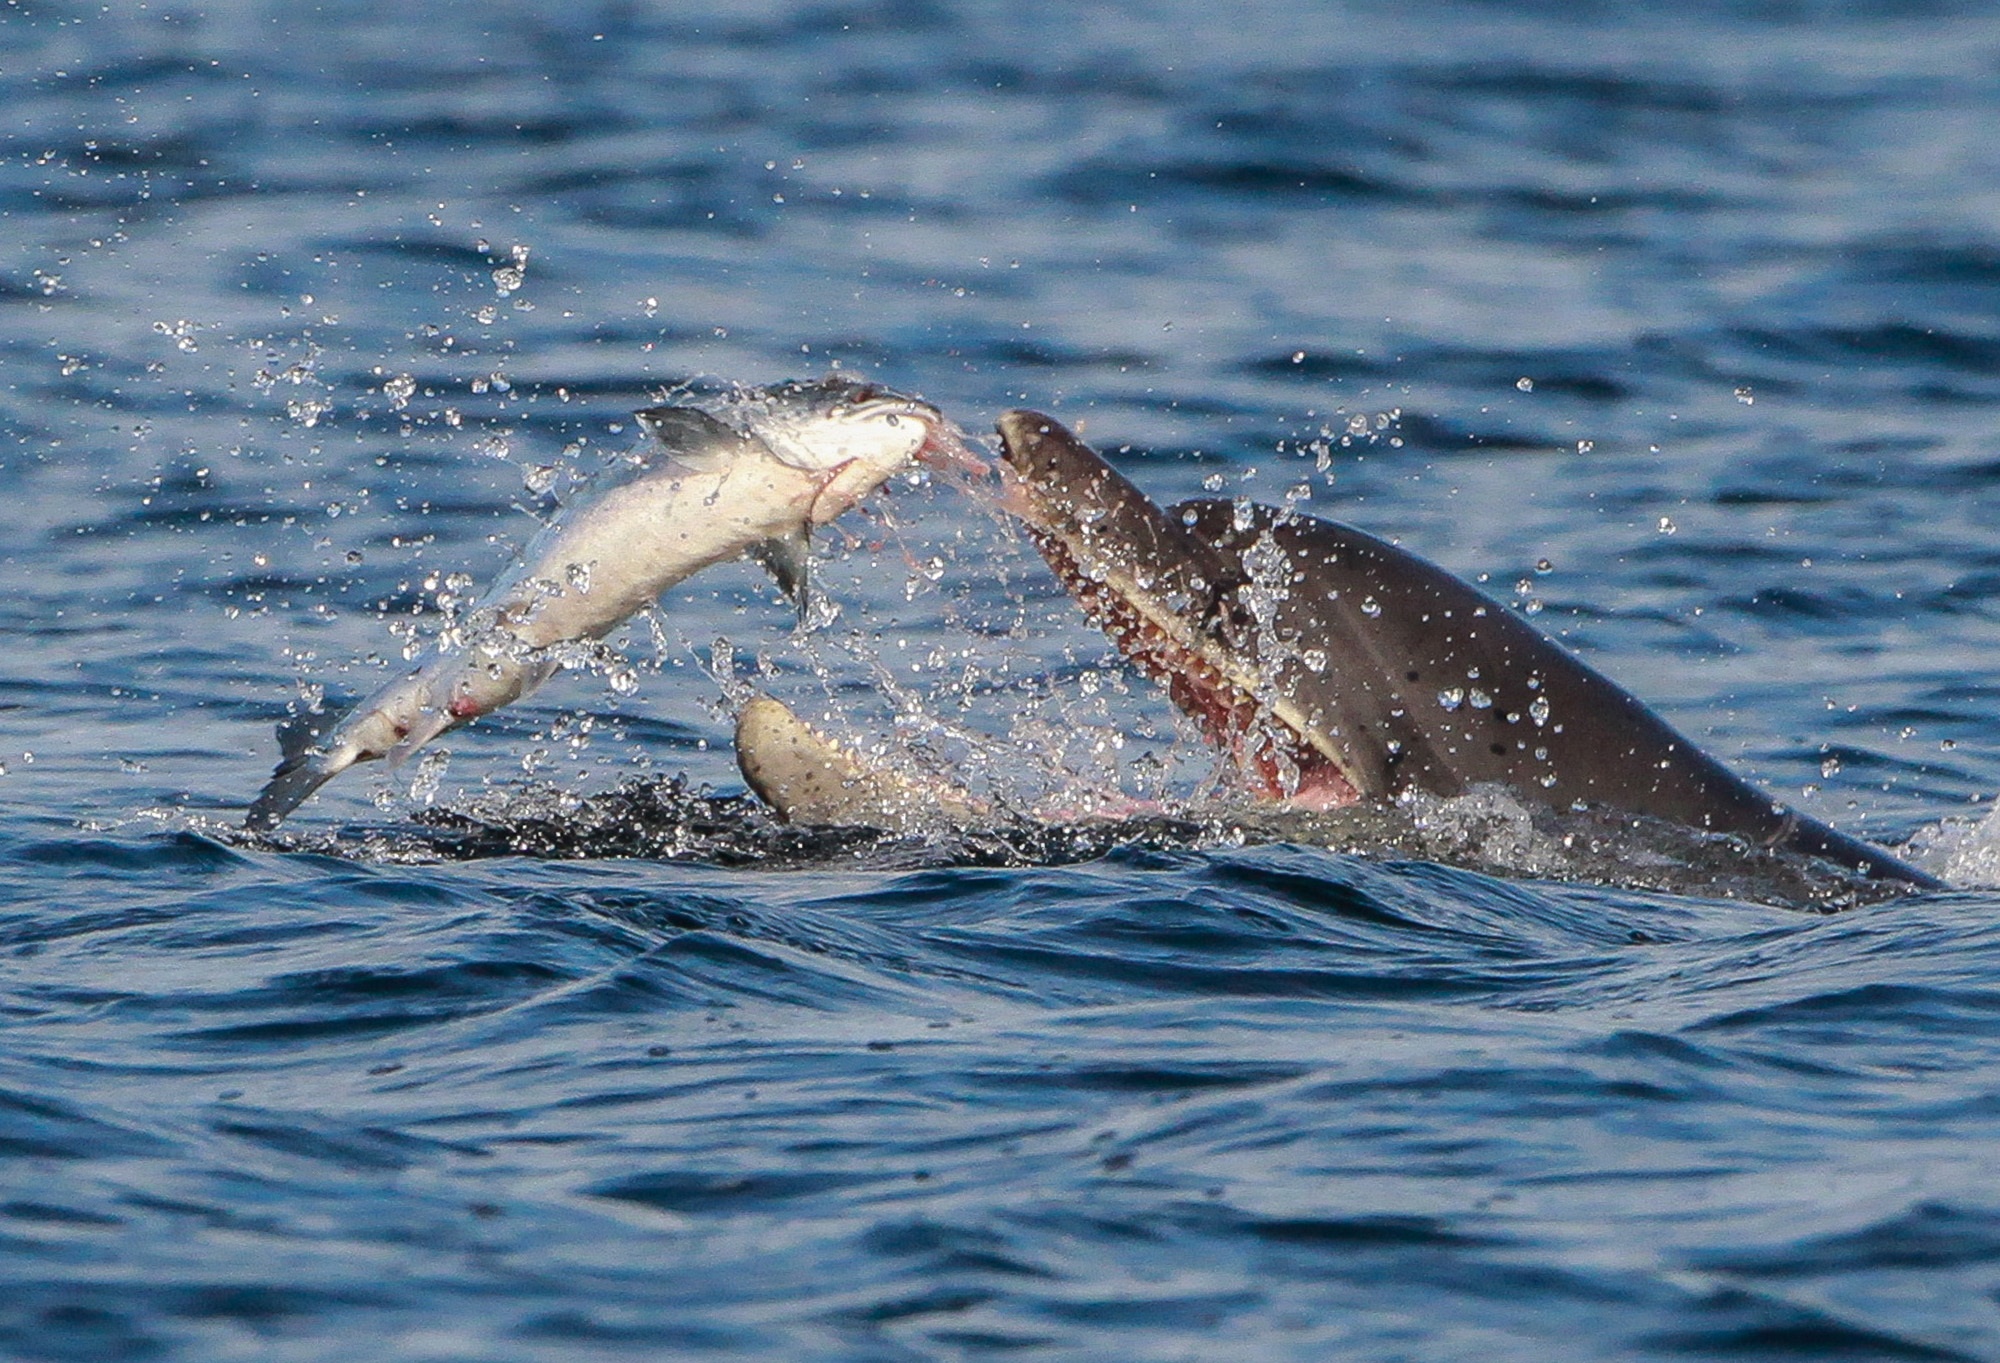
[[734, 696, 985, 833], [1019, 522, 1361, 809]]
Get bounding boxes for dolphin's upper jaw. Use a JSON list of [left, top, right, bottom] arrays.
[[996, 409, 1363, 810]]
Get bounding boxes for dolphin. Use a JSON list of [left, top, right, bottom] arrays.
[[993, 409, 1940, 888], [245, 378, 980, 830], [734, 695, 987, 835]]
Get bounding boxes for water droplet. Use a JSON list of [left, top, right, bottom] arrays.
[[152, 318, 200, 353], [409, 750, 449, 804], [1360, 596, 1381, 618], [1735, 386, 1754, 405], [1657, 516, 1677, 535], [1468, 689, 1492, 709], [1820, 755, 1841, 778], [566, 561, 593, 595], [1534, 558, 1553, 574], [1529, 696, 1551, 726], [1437, 687, 1465, 711], [1516, 377, 1534, 392]]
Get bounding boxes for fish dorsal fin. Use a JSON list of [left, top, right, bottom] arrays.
[[745, 525, 824, 627], [633, 405, 754, 471]]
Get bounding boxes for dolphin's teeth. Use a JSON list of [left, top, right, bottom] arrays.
[[1028, 525, 1354, 806]]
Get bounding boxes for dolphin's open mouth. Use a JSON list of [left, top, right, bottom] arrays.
[[996, 409, 1362, 809]]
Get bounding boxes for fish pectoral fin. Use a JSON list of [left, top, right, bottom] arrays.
[[745, 526, 824, 628]]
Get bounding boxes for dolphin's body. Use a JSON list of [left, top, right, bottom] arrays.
[[246, 378, 977, 830], [993, 410, 1938, 888]]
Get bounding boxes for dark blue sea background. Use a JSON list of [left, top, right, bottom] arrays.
[[9, 1, 2000, 1358]]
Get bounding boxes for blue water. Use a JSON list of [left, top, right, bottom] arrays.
[[8, 0, 2000, 1357]]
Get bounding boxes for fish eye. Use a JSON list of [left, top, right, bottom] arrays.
[[885, 413, 900, 427]]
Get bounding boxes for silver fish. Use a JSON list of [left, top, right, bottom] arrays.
[[246, 377, 978, 830]]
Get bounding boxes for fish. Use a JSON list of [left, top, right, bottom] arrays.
[[245, 377, 979, 830], [994, 409, 1941, 888]]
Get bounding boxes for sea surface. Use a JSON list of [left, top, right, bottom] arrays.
[[7, 0, 2000, 1358]]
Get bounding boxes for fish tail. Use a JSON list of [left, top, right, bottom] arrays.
[[243, 670, 442, 829], [244, 753, 346, 832]]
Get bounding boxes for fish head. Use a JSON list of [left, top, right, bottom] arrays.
[[728, 377, 986, 522], [996, 409, 1365, 809]]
